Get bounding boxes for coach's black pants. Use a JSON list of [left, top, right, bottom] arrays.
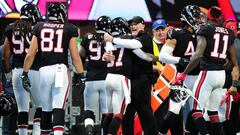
[[123, 75, 157, 135]]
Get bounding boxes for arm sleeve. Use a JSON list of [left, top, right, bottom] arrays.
[[112, 38, 142, 49], [159, 45, 180, 64], [132, 49, 153, 62]]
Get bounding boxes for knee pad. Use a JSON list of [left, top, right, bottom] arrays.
[[18, 112, 28, 125]]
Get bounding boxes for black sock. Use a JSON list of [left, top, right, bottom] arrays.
[[122, 103, 135, 135], [52, 108, 65, 129], [222, 120, 235, 135], [34, 108, 42, 120], [192, 111, 208, 135], [101, 113, 113, 135], [41, 111, 52, 131], [108, 116, 121, 135], [209, 122, 223, 135], [160, 111, 179, 134], [18, 112, 28, 126], [185, 112, 198, 134]]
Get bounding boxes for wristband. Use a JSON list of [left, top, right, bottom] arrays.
[[232, 80, 240, 87], [22, 71, 28, 76]]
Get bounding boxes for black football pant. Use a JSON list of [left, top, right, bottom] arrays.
[[123, 75, 157, 135]]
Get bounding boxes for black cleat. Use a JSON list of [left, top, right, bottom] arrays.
[[85, 125, 94, 135]]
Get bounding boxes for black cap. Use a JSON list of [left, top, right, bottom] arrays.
[[128, 16, 144, 24]]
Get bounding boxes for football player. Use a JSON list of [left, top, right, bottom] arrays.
[[79, 15, 111, 135], [158, 5, 202, 135], [174, 5, 239, 135], [202, 6, 238, 135], [2, 3, 42, 135], [21, 3, 84, 135]]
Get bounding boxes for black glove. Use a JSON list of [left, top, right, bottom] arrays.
[[72, 72, 84, 86], [20, 71, 31, 92], [178, 57, 189, 67]]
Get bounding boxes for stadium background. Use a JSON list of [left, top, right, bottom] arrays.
[[1, 0, 240, 39]]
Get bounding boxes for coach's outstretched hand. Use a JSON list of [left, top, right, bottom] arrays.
[[20, 71, 31, 92]]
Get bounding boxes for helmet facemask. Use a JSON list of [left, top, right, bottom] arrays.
[[181, 5, 202, 31]]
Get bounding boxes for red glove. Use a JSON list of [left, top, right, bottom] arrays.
[[172, 73, 186, 85], [220, 91, 230, 105], [232, 92, 240, 102]]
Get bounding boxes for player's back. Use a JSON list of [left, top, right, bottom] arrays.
[[168, 28, 199, 75], [107, 34, 134, 79], [81, 32, 108, 81], [33, 21, 78, 67], [196, 24, 235, 70], [5, 23, 40, 70]]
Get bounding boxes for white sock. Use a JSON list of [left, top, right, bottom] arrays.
[[84, 118, 94, 127], [32, 121, 41, 135], [53, 126, 64, 135], [54, 130, 63, 135], [18, 127, 28, 135]]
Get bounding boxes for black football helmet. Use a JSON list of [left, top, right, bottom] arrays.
[[180, 5, 202, 30], [47, 3, 67, 23], [110, 17, 130, 36], [95, 16, 111, 33], [20, 3, 41, 25], [169, 85, 191, 103], [0, 94, 17, 116]]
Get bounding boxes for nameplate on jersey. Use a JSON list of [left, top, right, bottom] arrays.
[[55, 64, 66, 88]]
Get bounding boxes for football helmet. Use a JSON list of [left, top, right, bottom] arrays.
[[110, 17, 130, 36], [207, 6, 224, 25], [95, 16, 111, 33], [20, 3, 41, 25], [169, 85, 191, 103], [0, 94, 17, 116], [180, 5, 202, 30], [47, 3, 67, 23]]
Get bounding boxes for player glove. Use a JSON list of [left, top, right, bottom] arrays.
[[20, 71, 31, 92], [178, 58, 189, 67], [73, 72, 84, 86], [172, 73, 186, 85], [4, 72, 12, 86]]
